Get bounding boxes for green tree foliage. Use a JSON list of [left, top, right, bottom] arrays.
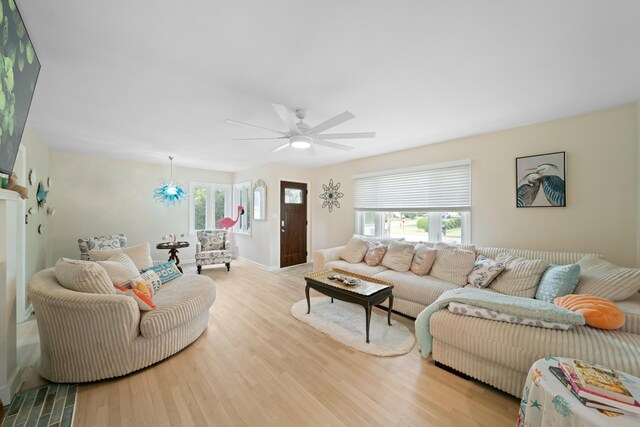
[[194, 188, 207, 230], [416, 217, 429, 231]]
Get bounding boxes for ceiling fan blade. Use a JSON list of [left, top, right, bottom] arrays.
[[314, 138, 355, 151], [307, 145, 317, 156], [233, 137, 289, 141], [270, 142, 291, 153], [317, 132, 376, 140], [310, 111, 355, 134], [225, 119, 288, 135], [271, 104, 300, 134]]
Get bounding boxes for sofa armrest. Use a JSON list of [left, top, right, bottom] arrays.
[[617, 293, 640, 335], [313, 246, 345, 272]]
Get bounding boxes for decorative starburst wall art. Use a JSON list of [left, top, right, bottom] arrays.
[[319, 179, 343, 212]]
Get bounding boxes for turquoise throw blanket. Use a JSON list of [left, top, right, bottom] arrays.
[[415, 288, 585, 357]]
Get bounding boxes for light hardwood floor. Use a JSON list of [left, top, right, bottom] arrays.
[[19, 260, 519, 426]]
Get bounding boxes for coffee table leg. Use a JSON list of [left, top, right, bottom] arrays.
[[388, 295, 394, 326], [365, 304, 372, 344], [305, 284, 311, 314]]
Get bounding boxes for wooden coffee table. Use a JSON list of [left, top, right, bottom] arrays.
[[304, 268, 394, 343]]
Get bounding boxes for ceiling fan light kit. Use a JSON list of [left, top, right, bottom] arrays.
[[290, 135, 312, 149], [227, 104, 376, 154]]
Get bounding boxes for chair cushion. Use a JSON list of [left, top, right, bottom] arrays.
[[95, 253, 140, 287], [199, 232, 226, 251], [139, 274, 216, 338]]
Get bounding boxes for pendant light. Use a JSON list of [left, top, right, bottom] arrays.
[[154, 156, 187, 205]]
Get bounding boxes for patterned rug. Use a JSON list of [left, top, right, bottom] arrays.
[[274, 262, 314, 277], [291, 297, 416, 356], [1, 384, 76, 427]]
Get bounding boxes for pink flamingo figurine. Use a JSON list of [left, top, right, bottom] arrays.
[[217, 205, 245, 229]]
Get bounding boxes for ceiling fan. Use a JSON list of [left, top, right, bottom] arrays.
[[225, 104, 376, 155]]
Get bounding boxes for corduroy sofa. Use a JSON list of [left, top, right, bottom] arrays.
[[29, 268, 216, 383], [314, 240, 640, 397]]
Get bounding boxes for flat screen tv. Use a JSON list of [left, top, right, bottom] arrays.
[[0, 0, 40, 175]]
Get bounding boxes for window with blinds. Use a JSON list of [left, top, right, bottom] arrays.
[[353, 160, 471, 212]]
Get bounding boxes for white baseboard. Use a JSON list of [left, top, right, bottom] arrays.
[[0, 366, 22, 404], [235, 256, 279, 271]]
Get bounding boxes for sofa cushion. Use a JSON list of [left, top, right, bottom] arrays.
[[364, 242, 387, 266], [535, 264, 581, 303], [324, 260, 388, 277], [430, 309, 640, 376], [381, 241, 415, 272], [574, 255, 640, 301], [54, 258, 115, 294], [429, 242, 476, 287], [139, 274, 216, 338], [115, 286, 156, 311], [132, 270, 163, 297], [340, 237, 369, 264], [467, 255, 505, 288], [89, 242, 154, 271], [489, 253, 549, 299], [554, 294, 625, 330], [410, 244, 437, 276], [96, 253, 140, 287], [373, 269, 459, 307]]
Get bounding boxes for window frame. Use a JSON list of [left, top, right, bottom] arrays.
[[188, 181, 231, 235]]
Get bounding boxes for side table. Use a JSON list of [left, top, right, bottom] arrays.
[[156, 241, 190, 273], [518, 357, 639, 427]]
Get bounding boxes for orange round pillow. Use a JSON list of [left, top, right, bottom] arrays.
[[554, 294, 625, 330]]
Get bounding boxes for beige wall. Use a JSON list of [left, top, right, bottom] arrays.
[[232, 163, 311, 269], [49, 152, 232, 264], [310, 104, 639, 267], [21, 127, 53, 283]]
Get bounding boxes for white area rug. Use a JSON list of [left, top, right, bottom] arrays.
[[290, 297, 416, 356], [274, 263, 314, 277]]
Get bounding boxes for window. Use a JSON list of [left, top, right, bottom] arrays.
[[233, 182, 251, 234], [356, 211, 470, 244], [189, 182, 231, 234], [354, 160, 471, 244]]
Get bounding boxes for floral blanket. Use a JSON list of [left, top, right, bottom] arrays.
[[415, 288, 585, 357]]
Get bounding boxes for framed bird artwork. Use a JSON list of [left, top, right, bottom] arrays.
[[516, 151, 566, 208]]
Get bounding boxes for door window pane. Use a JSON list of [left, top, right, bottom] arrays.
[[284, 188, 303, 204]]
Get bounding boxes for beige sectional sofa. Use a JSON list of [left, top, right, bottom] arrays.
[[29, 268, 216, 383], [313, 240, 640, 397]]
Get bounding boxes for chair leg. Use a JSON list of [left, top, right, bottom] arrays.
[[225, 262, 231, 272], [197, 265, 202, 274]]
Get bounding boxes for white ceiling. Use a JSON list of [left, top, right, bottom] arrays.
[[19, 0, 640, 172]]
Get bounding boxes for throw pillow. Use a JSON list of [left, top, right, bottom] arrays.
[[115, 286, 156, 311], [54, 258, 115, 294], [554, 294, 625, 330], [574, 255, 640, 302], [77, 235, 124, 258], [381, 241, 415, 272], [89, 242, 154, 271], [131, 270, 163, 297], [364, 242, 388, 266], [96, 253, 140, 287], [142, 262, 183, 284], [467, 255, 506, 288], [340, 237, 369, 264], [410, 244, 437, 276], [535, 264, 581, 303], [489, 253, 549, 298], [429, 242, 476, 287]]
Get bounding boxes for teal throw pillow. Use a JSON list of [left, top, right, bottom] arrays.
[[535, 264, 581, 303], [142, 262, 182, 284]]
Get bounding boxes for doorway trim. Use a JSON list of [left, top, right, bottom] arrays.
[[278, 178, 311, 268]]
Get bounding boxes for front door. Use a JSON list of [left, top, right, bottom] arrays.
[[280, 181, 307, 267]]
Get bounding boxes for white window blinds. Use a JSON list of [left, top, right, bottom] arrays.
[[353, 160, 471, 211]]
